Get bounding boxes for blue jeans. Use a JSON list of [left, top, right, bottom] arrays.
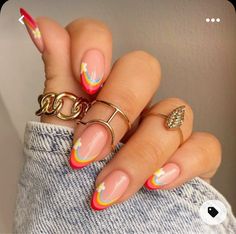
[[13, 121, 236, 233]]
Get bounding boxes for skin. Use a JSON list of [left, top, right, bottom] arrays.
[[36, 17, 222, 206]]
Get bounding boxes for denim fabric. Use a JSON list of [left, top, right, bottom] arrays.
[[14, 121, 236, 234]]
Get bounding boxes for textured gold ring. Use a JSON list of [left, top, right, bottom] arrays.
[[142, 106, 186, 146], [35, 92, 91, 120], [77, 100, 131, 149]]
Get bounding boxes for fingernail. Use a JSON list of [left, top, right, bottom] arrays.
[[20, 8, 44, 53], [91, 170, 130, 211], [145, 163, 180, 190], [80, 49, 104, 95], [69, 124, 108, 169]]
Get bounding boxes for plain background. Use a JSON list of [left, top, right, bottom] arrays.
[[0, 0, 235, 232]]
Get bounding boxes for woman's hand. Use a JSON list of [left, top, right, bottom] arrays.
[[21, 9, 222, 211]]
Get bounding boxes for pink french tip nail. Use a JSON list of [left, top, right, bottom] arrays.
[[91, 170, 130, 211], [69, 124, 108, 169], [80, 49, 105, 95], [145, 163, 180, 190], [20, 8, 44, 53]]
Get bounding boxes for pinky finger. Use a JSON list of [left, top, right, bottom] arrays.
[[145, 132, 222, 190]]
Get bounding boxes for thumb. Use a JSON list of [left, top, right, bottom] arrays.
[[20, 8, 88, 128]]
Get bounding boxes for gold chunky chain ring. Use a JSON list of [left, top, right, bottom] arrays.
[[35, 92, 91, 120]]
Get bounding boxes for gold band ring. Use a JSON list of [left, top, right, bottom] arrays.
[[142, 105, 186, 146], [35, 92, 91, 120], [77, 100, 131, 149]]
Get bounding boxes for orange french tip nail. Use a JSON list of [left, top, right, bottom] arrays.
[[90, 191, 109, 211], [90, 197, 105, 211], [144, 178, 159, 190], [69, 150, 90, 170]]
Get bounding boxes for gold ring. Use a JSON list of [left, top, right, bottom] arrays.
[[35, 92, 91, 120], [77, 100, 131, 149], [142, 105, 186, 146]]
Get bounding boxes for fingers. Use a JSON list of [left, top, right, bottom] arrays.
[[70, 51, 161, 169], [145, 132, 222, 190], [91, 98, 193, 210], [66, 19, 112, 95]]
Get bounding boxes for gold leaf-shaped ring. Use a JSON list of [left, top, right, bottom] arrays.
[[142, 105, 186, 146]]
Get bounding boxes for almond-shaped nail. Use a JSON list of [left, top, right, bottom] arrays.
[[80, 49, 104, 95], [145, 163, 180, 190], [91, 170, 130, 211], [20, 8, 44, 52], [69, 124, 108, 169]]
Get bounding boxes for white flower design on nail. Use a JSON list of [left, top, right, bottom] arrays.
[[154, 168, 165, 178], [81, 62, 88, 73], [73, 138, 82, 149], [96, 182, 106, 192], [33, 28, 41, 39]]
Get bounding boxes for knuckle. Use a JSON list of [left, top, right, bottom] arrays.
[[132, 139, 163, 167], [201, 132, 222, 166], [187, 143, 209, 167], [42, 58, 65, 82], [118, 50, 161, 79], [195, 132, 222, 154], [192, 132, 222, 168], [43, 61, 55, 81], [112, 87, 139, 120]]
